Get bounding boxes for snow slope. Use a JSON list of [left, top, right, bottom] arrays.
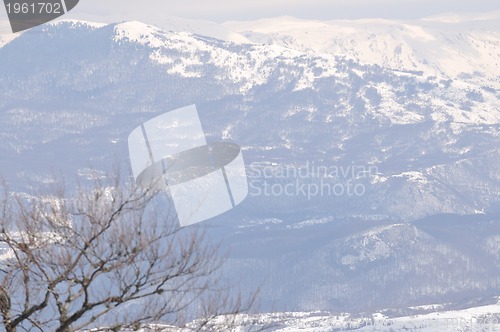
[[224, 12, 500, 85], [256, 299, 500, 331]]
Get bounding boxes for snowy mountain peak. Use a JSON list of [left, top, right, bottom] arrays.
[[3, 12, 499, 83], [113, 21, 171, 47], [224, 14, 500, 81]]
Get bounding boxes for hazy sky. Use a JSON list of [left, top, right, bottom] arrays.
[[46, 0, 500, 22], [1, 0, 499, 25]]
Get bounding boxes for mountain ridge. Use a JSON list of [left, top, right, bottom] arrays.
[[0, 17, 498, 313], [2, 11, 499, 83]]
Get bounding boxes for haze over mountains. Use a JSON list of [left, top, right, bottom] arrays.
[[0, 12, 498, 315]]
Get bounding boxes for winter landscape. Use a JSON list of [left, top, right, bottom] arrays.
[[0, 3, 499, 331]]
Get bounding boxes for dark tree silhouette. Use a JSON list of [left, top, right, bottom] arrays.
[[0, 173, 255, 332]]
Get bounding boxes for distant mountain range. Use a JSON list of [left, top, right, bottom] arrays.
[[0, 14, 498, 313]]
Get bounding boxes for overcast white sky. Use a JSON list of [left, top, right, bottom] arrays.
[[1, 0, 499, 26], [36, 0, 500, 23]]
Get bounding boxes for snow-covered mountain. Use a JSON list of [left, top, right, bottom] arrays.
[[138, 298, 500, 331], [224, 12, 500, 83], [243, 298, 500, 331], [0, 14, 498, 313]]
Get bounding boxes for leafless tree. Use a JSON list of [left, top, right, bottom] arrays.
[[0, 173, 256, 332]]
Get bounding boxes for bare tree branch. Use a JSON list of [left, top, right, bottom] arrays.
[[0, 171, 257, 331]]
